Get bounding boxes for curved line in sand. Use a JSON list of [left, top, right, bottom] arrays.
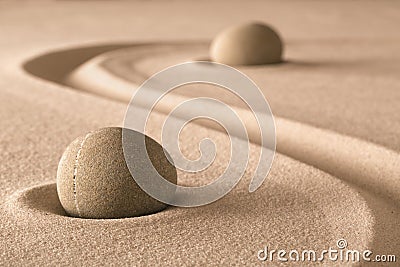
[[22, 43, 400, 207], [22, 43, 133, 85], [22, 41, 206, 88]]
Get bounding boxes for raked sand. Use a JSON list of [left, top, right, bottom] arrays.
[[1, 1, 399, 266]]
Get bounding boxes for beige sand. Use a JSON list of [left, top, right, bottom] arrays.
[[1, 0, 399, 266]]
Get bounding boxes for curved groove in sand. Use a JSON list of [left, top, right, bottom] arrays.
[[20, 43, 400, 257], [23, 43, 400, 207], [22, 41, 206, 88]]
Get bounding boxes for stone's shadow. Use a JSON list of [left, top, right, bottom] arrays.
[[194, 57, 289, 66], [193, 58, 368, 71], [11, 183, 175, 220], [12, 183, 67, 216]]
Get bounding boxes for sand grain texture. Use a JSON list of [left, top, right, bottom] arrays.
[[57, 127, 177, 219], [0, 1, 399, 266]]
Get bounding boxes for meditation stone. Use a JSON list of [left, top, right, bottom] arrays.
[[56, 127, 177, 219], [210, 22, 283, 65]]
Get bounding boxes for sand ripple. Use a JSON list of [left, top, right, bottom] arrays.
[[17, 42, 400, 265]]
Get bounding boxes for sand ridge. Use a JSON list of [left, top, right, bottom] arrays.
[[1, 0, 399, 265]]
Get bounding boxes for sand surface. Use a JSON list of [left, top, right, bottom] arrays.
[[1, 1, 399, 266]]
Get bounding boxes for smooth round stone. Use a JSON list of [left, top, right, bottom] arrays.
[[56, 127, 177, 219], [210, 22, 283, 65]]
